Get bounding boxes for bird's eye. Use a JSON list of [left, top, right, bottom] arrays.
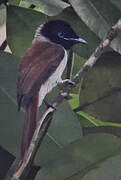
[[58, 32, 64, 38]]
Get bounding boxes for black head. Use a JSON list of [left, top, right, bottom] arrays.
[[41, 20, 87, 50]]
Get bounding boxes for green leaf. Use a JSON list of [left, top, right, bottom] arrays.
[[35, 99, 83, 165], [68, 93, 79, 109], [35, 134, 121, 180], [82, 154, 121, 180], [78, 111, 121, 127], [78, 51, 121, 124], [110, 0, 121, 11], [69, 93, 121, 127], [83, 126, 121, 138], [19, 0, 31, 8], [66, 153, 121, 180], [7, 5, 47, 56], [68, 93, 94, 127], [69, 0, 109, 37], [9, 0, 20, 5], [49, 101, 82, 146], [0, 146, 15, 179], [25, 0, 70, 16], [0, 51, 22, 155], [78, 111, 104, 126], [89, 0, 121, 25], [68, 93, 102, 127], [69, 0, 121, 55]]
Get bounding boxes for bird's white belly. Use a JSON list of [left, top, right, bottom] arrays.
[[38, 50, 67, 106]]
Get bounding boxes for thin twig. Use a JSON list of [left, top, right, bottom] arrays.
[[0, 40, 7, 51], [4, 17, 121, 180], [66, 48, 74, 79]]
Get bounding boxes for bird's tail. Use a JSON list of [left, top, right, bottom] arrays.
[[21, 93, 39, 157]]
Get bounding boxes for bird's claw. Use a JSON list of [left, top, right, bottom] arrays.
[[44, 100, 56, 110], [62, 79, 75, 86]]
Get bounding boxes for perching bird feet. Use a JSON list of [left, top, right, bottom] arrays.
[[43, 100, 56, 110], [61, 79, 75, 86]]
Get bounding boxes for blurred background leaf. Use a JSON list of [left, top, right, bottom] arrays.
[[69, 0, 121, 55], [7, 5, 47, 56], [110, 0, 121, 11], [9, 0, 20, 5], [25, 0, 70, 16]]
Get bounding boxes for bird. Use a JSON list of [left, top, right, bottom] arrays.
[[17, 19, 87, 157]]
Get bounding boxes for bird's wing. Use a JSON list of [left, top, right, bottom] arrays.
[[17, 41, 65, 110]]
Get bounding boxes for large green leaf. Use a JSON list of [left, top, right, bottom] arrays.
[[110, 0, 121, 11], [69, 0, 109, 37], [0, 51, 82, 161], [35, 134, 121, 180], [7, 5, 47, 56], [0, 146, 15, 179], [69, 92, 121, 127], [78, 51, 121, 123], [35, 100, 83, 165], [69, 0, 121, 55], [66, 153, 121, 180], [49, 101, 82, 146], [0, 51, 22, 155], [25, 0, 70, 16], [83, 126, 121, 138], [82, 154, 121, 180]]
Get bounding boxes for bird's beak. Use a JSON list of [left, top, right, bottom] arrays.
[[64, 37, 87, 44], [74, 38, 87, 44]]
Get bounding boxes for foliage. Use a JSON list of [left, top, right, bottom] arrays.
[[0, 0, 121, 179]]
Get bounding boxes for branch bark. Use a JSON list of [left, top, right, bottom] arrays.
[[4, 17, 121, 180]]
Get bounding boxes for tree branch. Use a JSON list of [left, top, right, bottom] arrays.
[[66, 48, 75, 79], [4, 17, 121, 180]]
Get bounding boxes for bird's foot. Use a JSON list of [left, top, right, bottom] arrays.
[[61, 79, 75, 86], [44, 100, 56, 110]]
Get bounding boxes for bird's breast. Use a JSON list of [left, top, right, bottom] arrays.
[[38, 50, 67, 106]]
